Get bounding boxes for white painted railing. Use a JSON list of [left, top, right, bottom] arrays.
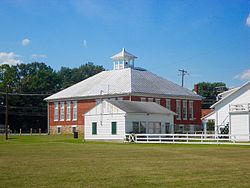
[[124, 134, 250, 145], [229, 103, 250, 112]]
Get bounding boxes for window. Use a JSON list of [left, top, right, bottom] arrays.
[[148, 98, 154, 102], [72, 126, 76, 133], [66, 101, 71, 121], [176, 100, 181, 120], [92, 122, 97, 135], [73, 101, 77, 121], [132, 122, 139, 133], [60, 102, 65, 121], [54, 102, 58, 121], [132, 121, 146, 133], [166, 99, 171, 110], [139, 122, 146, 133], [189, 101, 194, 120], [155, 98, 160, 104], [96, 99, 101, 105], [183, 100, 187, 120], [57, 126, 62, 134], [141, 97, 146, 102], [117, 97, 123, 101], [148, 122, 161, 134], [165, 123, 171, 133], [111, 122, 117, 135]]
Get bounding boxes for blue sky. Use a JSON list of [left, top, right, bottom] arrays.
[[0, 0, 250, 89]]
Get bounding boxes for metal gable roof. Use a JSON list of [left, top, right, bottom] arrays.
[[45, 68, 201, 101], [130, 69, 200, 97], [108, 100, 177, 115]]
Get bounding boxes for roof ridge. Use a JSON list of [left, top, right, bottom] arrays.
[[210, 80, 250, 108]]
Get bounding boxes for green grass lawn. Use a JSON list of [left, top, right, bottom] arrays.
[[1, 135, 250, 188]]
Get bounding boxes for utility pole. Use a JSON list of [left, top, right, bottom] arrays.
[[178, 69, 189, 87], [5, 85, 8, 140]]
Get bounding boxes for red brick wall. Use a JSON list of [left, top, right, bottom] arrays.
[[48, 95, 202, 133], [49, 99, 96, 127]]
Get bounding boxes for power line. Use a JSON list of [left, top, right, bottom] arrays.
[[0, 91, 51, 96], [178, 69, 189, 87]]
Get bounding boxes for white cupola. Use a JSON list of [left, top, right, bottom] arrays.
[[111, 48, 137, 70]]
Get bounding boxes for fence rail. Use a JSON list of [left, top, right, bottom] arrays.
[[125, 134, 250, 145]]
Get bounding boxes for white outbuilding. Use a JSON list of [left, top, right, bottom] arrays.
[[84, 100, 176, 141], [203, 81, 250, 141]]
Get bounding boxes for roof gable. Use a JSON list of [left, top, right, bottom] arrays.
[[211, 81, 250, 109]]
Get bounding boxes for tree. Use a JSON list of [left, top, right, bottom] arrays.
[[0, 62, 105, 133], [195, 82, 228, 109], [57, 62, 104, 89]]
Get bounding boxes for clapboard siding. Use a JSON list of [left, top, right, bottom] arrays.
[[214, 84, 250, 131], [230, 113, 250, 141], [85, 114, 126, 140]]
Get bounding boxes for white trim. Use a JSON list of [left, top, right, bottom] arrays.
[[60, 102, 65, 121], [211, 81, 250, 108], [155, 98, 160, 104], [182, 100, 187, 120], [166, 99, 171, 110], [72, 101, 77, 121], [176, 100, 181, 120], [189, 100, 194, 120], [45, 92, 202, 102], [54, 102, 59, 121], [66, 101, 71, 121]]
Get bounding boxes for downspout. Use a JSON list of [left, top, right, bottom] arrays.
[[47, 101, 50, 135]]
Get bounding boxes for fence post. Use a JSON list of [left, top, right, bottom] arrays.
[[39, 128, 41, 135], [30, 128, 32, 135], [20, 128, 22, 135]]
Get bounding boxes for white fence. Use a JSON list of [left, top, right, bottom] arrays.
[[125, 134, 250, 145]]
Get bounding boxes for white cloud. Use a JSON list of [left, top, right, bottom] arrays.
[[246, 14, 250, 27], [0, 52, 23, 66], [234, 69, 250, 80], [83, 40, 87, 47], [22, 38, 30, 46], [31, 54, 47, 59]]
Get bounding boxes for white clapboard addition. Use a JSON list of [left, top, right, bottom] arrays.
[[203, 81, 250, 141], [230, 104, 250, 141], [84, 100, 176, 141]]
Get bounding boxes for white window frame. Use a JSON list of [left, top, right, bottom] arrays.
[[189, 101, 194, 120], [71, 125, 77, 133], [66, 101, 71, 121], [73, 101, 77, 121], [54, 102, 58, 121], [60, 102, 65, 121], [176, 100, 181, 120], [183, 100, 187, 120], [148, 98, 154, 102], [155, 98, 160, 104], [57, 126, 62, 134], [166, 99, 171, 110]]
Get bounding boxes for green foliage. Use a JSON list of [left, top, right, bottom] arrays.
[[57, 62, 104, 89], [0, 62, 105, 132], [196, 82, 227, 108]]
